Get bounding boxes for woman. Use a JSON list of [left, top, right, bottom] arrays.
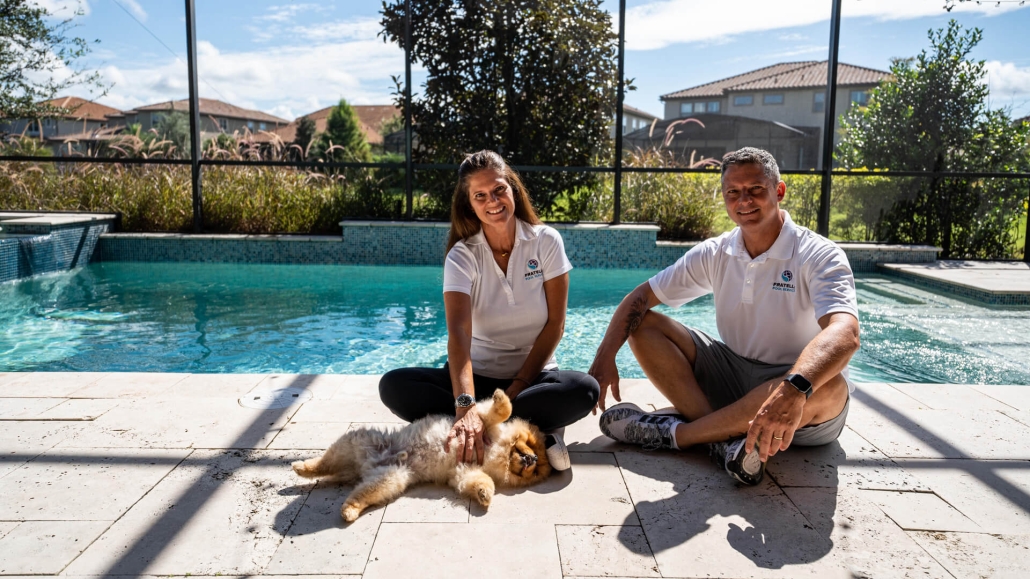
[[379, 150, 599, 470]]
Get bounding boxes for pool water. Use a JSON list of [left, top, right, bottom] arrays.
[[2, 263, 1029, 384]]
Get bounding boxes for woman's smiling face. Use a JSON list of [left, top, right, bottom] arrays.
[[467, 168, 515, 228]]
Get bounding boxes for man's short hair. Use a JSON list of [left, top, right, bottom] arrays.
[[721, 147, 781, 184]]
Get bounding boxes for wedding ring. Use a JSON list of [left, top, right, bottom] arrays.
[[772, 435, 784, 440]]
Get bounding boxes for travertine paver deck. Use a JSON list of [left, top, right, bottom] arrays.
[[881, 260, 1030, 298], [1, 372, 1029, 578]]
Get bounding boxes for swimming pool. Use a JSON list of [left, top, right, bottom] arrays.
[[2, 263, 1028, 384]]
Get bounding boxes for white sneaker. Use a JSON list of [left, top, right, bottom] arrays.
[[544, 432, 571, 471]]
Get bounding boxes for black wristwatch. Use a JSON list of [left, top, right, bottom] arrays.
[[454, 393, 475, 409], [784, 373, 813, 399]]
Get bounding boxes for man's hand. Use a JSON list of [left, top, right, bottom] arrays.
[[444, 406, 487, 465], [745, 382, 806, 462], [588, 355, 622, 414]]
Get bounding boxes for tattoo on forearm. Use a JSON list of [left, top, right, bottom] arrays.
[[623, 294, 649, 340]]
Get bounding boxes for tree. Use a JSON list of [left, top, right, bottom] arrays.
[[315, 98, 371, 162], [0, 0, 105, 120], [381, 0, 620, 213], [154, 110, 191, 158], [293, 116, 317, 157], [837, 21, 1030, 259]]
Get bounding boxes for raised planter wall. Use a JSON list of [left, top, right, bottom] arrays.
[[94, 220, 939, 272]]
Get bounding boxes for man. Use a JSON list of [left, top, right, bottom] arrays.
[[588, 147, 860, 485]]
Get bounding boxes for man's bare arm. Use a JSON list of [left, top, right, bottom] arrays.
[[588, 281, 664, 412], [745, 312, 860, 460]]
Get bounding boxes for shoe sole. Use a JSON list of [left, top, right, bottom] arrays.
[[727, 449, 764, 485], [545, 435, 571, 471]]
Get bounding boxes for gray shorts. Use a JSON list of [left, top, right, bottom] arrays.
[[688, 327, 849, 447]]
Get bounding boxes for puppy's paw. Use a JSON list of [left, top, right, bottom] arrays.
[[475, 485, 493, 508], [341, 502, 362, 522], [291, 459, 313, 477]]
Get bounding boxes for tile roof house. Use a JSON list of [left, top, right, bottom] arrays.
[[110, 98, 289, 139], [657, 61, 892, 168], [0, 96, 122, 142], [268, 104, 401, 148]]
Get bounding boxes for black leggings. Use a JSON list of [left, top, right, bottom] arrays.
[[378, 366, 600, 432]]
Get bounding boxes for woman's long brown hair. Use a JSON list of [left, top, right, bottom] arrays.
[[446, 150, 541, 255]]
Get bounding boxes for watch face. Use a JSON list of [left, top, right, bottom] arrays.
[[456, 394, 475, 407]]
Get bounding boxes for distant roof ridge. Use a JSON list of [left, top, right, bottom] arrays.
[[661, 61, 890, 100], [661, 61, 818, 100]]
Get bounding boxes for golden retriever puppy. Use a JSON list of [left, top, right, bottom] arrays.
[[292, 389, 551, 522]]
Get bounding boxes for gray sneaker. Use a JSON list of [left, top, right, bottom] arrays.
[[599, 404, 682, 451], [598, 402, 646, 438], [709, 437, 765, 485]]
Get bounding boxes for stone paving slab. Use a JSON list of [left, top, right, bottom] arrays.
[[860, 489, 982, 532], [785, 488, 952, 579], [67, 372, 190, 399], [881, 261, 1030, 293], [0, 372, 107, 398], [556, 525, 661, 578], [848, 384, 1030, 460], [57, 398, 299, 449], [0, 372, 1027, 578], [894, 458, 1030, 535], [363, 523, 562, 579], [890, 382, 1021, 412], [63, 449, 306, 576], [616, 450, 843, 578], [766, 427, 930, 491], [0, 520, 110, 575], [264, 484, 384, 575], [0, 448, 188, 521], [470, 452, 638, 525], [969, 384, 1030, 412], [908, 531, 1030, 579]]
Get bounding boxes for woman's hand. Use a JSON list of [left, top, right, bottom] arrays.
[[504, 378, 529, 402], [444, 406, 488, 465]]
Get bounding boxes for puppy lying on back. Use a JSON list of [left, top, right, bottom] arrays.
[[292, 389, 551, 522]]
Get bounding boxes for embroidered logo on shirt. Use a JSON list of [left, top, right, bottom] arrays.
[[524, 258, 543, 280], [773, 269, 796, 293]]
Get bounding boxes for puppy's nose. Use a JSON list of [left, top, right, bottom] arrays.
[[521, 453, 537, 466]]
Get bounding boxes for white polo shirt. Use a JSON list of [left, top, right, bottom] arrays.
[[444, 220, 573, 379], [649, 211, 858, 367]]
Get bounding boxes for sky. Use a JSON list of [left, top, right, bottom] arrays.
[[38, 0, 1030, 122]]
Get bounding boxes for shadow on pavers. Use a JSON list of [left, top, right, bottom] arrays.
[[615, 444, 838, 571]]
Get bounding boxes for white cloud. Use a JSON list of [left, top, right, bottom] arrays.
[[31, 0, 90, 18], [626, 0, 1028, 50], [76, 32, 408, 120], [985, 60, 1030, 108], [113, 0, 147, 22], [259, 3, 323, 23]]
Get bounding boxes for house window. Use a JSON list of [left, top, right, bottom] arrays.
[[707, 101, 720, 113], [813, 92, 825, 113], [763, 94, 784, 105], [680, 102, 694, 116], [247, 121, 254, 130], [219, 118, 228, 131], [259, 122, 267, 131], [850, 90, 869, 106], [733, 95, 753, 106], [151, 113, 164, 125]]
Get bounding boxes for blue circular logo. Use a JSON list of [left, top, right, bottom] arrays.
[[781, 270, 793, 282], [527, 259, 539, 270]]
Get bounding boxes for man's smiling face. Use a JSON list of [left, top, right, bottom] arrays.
[[721, 162, 785, 233]]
